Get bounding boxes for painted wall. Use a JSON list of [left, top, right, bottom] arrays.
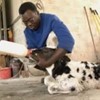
[[0, 0, 2, 5], [6, 0, 100, 62]]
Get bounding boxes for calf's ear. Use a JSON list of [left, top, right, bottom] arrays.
[[63, 55, 71, 62]]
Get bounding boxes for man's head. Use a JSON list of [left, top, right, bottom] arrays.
[[19, 2, 40, 30]]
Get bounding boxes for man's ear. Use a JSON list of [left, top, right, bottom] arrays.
[[34, 10, 39, 15]]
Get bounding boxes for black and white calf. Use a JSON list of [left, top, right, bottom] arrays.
[[29, 48, 100, 94]]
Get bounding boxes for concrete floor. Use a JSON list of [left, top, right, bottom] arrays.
[[0, 77, 100, 100]]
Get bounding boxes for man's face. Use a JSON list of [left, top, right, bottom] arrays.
[[22, 10, 40, 30]]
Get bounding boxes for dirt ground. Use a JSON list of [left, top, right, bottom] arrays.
[[0, 77, 100, 100]]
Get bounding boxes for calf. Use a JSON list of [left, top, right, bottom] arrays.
[[29, 48, 100, 94]]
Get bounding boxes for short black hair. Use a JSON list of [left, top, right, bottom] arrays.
[[19, 2, 37, 14]]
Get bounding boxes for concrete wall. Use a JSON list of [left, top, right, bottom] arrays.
[[6, 0, 100, 62], [0, 0, 1, 5]]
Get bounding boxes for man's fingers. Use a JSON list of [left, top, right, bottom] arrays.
[[27, 49, 35, 55]]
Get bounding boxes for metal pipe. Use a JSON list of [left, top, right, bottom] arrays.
[[1, 28, 9, 31], [93, 10, 100, 25], [2, 0, 7, 40], [0, 9, 1, 40], [95, 10, 100, 20], [9, 16, 21, 28], [90, 8, 100, 34]]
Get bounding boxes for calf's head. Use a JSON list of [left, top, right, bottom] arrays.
[[29, 48, 71, 76]]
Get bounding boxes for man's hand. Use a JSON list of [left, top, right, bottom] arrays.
[[27, 50, 50, 67], [27, 49, 36, 56], [27, 48, 67, 68]]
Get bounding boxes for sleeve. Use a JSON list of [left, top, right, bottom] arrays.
[[51, 15, 75, 53], [24, 29, 35, 49]]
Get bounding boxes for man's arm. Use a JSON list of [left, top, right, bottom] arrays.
[[38, 15, 75, 68], [37, 48, 66, 68]]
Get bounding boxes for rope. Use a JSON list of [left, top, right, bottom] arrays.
[[11, 63, 24, 79]]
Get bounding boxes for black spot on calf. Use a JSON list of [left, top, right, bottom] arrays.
[[70, 87, 76, 92], [52, 59, 71, 78], [91, 63, 95, 65], [82, 76, 86, 81], [93, 65, 100, 80], [88, 74, 92, 79], [81, 61, 90, 69], [85, 65, 90, 69], [52, 65, 71, 78], [68, 74, 74, 78], [77, 68, 79, 72], [83, 70, 86, 76]]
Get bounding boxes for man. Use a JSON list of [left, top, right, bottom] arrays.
[[19, 2, 75, 68]]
